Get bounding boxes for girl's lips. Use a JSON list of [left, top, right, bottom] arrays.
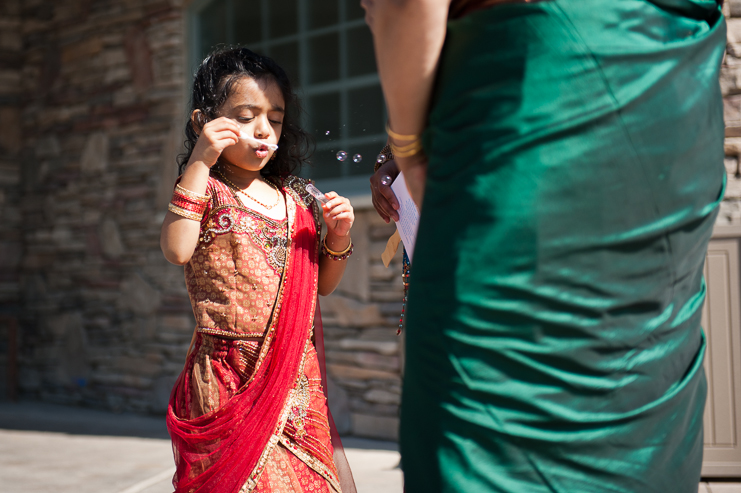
[[255, 147, 268, 159]]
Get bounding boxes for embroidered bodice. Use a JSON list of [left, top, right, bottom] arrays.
[[184, 173, 320, 337]]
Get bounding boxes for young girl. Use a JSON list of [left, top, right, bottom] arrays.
[[160, 47, 356, 493]]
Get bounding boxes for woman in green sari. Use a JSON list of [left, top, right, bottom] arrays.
[[365, 0, 726, 491]]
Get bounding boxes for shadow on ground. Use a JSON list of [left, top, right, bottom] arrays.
[[0, 398, 400, 448], [0, 399, 170, 439]]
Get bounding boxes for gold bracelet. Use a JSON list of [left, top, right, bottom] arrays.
[[390, 140, 423, 158], [323, 235, 352, 255], [168, 202, 204, 221], [175, 183, 210, 201], [385, 122, 420, 141]]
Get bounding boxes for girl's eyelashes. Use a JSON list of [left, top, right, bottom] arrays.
[[270, 120, 283, 125], [237, 116, 255, 123]]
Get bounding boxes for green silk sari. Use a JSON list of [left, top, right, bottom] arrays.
[[401, 1, 726, 491]]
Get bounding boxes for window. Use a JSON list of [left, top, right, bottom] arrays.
[[188, 0, 386, 196]]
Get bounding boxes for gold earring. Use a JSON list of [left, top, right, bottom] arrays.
[[270, 153, 277, 160]]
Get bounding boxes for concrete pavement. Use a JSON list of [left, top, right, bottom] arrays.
[[0, 400, 401, 493], [3, 400, 741, 492]]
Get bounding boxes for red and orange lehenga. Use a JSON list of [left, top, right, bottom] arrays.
[[167, 173, 354, 493]]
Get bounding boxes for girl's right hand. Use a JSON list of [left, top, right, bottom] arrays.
[[370, 159, 400, 223], [189, 116, 241, 168]]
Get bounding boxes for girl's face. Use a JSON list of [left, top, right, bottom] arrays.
[[218, 76, 285, 172]]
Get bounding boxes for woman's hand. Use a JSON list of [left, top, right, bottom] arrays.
[[322, 192, 354, 238], [370, 159, 400, 223], [189, 116, 240, 168]]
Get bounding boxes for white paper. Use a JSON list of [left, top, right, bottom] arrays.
[[390, 172, 420, 263]]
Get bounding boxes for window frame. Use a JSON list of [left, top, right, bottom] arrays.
[[186, 0, 384, 199]]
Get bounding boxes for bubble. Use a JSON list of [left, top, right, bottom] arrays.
[[353, 154, 362, 163], [376, 153, 386, 164], [325, 130, 330, 136], [336, 151, 348, 161]]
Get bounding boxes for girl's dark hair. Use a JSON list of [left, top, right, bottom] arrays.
[[178, 46, 312, 176]]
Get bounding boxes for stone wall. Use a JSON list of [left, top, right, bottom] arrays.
[[723, 1, 741, 221], [13, 0, 191, 413], [322, 210, 405, 440], [0, 0, 24, 398]]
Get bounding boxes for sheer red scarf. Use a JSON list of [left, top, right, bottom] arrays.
[[167, 194, 323, 493]]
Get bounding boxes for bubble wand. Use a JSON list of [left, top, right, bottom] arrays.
[[239, 131, 279, 151], [305, 183, 330, 205]]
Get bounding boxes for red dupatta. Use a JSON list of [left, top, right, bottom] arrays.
[[167, 181, 323, 493]]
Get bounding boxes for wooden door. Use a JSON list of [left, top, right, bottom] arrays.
[[702, 229, 741, 477]]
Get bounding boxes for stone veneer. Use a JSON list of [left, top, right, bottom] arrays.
[[3, 0, 741, 443], [722, 1, 741, 224], [0, 0, 23, 399]]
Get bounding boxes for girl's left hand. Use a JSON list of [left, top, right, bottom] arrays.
[[322, 192, 354, 238]]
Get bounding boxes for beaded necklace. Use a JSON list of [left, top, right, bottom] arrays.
[[213, 168, 280, 210]]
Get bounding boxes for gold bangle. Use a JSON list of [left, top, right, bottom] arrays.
[[323, 235, 352, 256], [390, 140, 421, 153], [175, 183, 210, 201], [390, 140, 423, 158], [168, 202, 204, 221], [385, 122, 420, 142]]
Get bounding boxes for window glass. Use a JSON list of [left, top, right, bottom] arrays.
[[269, 41, 300, 88], [308, 92, 341, 144], [269, 0, 298, 39], [199, 0, 227, 59], [345, 0, 366, 21], [194, 0, 384, 186], [346, 25, 376, 77], [347, 142, 383, 176], [348, 86, 385, 138], [234, 0, 262, 45], [308, 32, 340, 84], [310, 0, 338, 29], [311, 149, 344, 179]]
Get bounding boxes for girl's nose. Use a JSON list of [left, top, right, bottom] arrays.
[[254, 117, 270, 139]]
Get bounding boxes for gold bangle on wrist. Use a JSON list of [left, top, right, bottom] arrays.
[[175, 183, 210, 201], [386, 122, 423, 158], [168, 202, 204, 221], [389, 140, 423, 158], [385, 122, 420, 142], [322, 235, 353, 260], [323, 235, 352, 255]]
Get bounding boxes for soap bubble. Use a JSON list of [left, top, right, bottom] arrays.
[[336, 151, 348, 161], [353, 154, 362, 163], [376, 153, 386, 164], [325, 130, 330, 136]]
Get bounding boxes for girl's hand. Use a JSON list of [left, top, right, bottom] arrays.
[[189, 116, 241, 168], [322, 192, 354, 238], [370, 159, 400, 223]]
